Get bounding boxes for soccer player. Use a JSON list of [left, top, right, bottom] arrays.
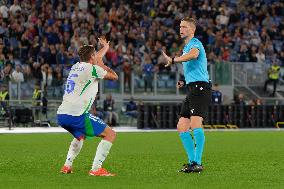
[[162, 17, 211, 173], [57, 38, 118, 176]]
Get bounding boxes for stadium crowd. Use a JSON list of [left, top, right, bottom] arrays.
[[0, 0, 283, 90]]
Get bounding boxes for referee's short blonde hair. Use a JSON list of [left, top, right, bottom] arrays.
[[182, 17, 197, 27]]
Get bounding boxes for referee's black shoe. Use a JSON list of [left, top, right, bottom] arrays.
[[191, 162, 204, 173], [179, 162, 204, 173], [179, 163, 193, 173]]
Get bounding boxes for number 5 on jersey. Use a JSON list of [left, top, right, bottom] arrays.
[[65, 74, 78, 94]]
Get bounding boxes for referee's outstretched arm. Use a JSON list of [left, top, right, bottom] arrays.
[[162, 48, 199, 67]]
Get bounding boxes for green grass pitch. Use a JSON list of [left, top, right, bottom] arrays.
[[0, 131, 284, 189]]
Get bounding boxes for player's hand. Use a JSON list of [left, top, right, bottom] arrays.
[[176, 80, 185, 88], [97, 36, 110, 58], [98, 36, 109, 47], [162, 51, 172, 67]]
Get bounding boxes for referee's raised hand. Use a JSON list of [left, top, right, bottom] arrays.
[[162, 51, 172, 67]]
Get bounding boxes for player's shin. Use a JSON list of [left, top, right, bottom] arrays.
[[65, 138, 84, 167], [193, 128, 205, 165], [91, 140, 113, 170], [179, 131, 195, 163]]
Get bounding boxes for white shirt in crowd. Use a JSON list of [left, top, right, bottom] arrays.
[[78, 0, 88, 10], [12, 70, 24, 82], [9, 4, 21, 15], [256, 52, 265, 64], [0, 5, 9, 18]]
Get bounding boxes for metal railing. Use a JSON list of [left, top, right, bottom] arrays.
[[1, 99, 139, 127], [137, 104, 284, 129], [5, 62, 283, 103]]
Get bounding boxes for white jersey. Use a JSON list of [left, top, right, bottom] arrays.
[[57, 62, 107, 116]]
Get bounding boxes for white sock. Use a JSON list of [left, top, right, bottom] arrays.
[[64, 138, 84, 167], [91, 140, 113, 170]]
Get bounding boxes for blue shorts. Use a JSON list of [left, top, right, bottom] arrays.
[[57, 113, 107, 139]]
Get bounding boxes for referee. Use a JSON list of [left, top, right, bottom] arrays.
[[162, 17, 211, 173]]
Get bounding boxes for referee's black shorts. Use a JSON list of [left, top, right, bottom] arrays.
[[180, 81, 211, 120]]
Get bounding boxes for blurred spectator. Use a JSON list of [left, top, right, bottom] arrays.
[[41, 91, 48, 118], [56, 44, 67, 65], [249, 98, 263, 106], [0, 85, 9, 101], [132, 56, 143, 88], [239, 44, 250, 62], [0, 63, 12, 84], [211, 83, 222, 104], [41, 63, 49, 88], [11, 64, 24, 82], [32, 83, 41, 120], [0, 84, 9, 117], [122, 59, 131, 92], [23, 64, 33, 81], [31, 60, 43, 83], [256, 47, 266, 64], [47, 45, 57, 65], [52, 65, 63, 97], [0, 53, 5, 70], [125, 97, 138, 118], [47, 66, 53, 87], [28, 36, 40, 61], [0, 4, 9, 19], [6, 54, 15, 67], [263, 61, 280, 97], [216, 9, 229, 27], [143, 56, 154, 93], [103, 94, 119, 126], [9, 0, 21, 16], [234, 93, 246, 106], [255, 98, 263, 105]]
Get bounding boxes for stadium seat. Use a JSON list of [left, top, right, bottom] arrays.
[[157, 80, 166, 88], [13, 108, 33, 126]]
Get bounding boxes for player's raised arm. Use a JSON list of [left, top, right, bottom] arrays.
[[93, 37, 118, 81], [96, 59, 118, 81], [97, 36, 110, 58]]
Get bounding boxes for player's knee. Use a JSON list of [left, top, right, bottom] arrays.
[[177, 122, 188, 132], [190, 116, 203, 129], [110, 129, 116, 140], [104, 128, 116, 142], [177, 117, 190, 132], [190, 123, 202, 129]]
